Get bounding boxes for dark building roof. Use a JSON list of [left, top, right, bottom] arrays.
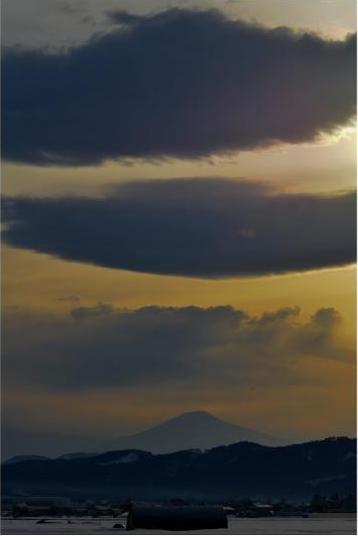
[[126, 503, 228, 531]]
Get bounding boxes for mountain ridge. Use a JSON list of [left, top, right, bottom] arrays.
[[3, 436, 355, 501]]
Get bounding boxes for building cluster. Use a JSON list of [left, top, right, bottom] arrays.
[[1, 496, 129, 518], [1, 492, 356, 524]]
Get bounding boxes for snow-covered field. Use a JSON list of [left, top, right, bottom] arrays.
[[1, 515, 356, 535]]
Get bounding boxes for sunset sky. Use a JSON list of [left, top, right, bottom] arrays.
[[2, 0, 356, 458]]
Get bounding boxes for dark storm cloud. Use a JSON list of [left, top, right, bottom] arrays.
[[3, 304, 350, 392], [2, 179, 356, 277], [2, 9, 356, 165]]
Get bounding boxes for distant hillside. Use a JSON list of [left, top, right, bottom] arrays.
[[3, 455, 50, 465], [2, 437, 355, 501], [57, 453, 98, 461], [105, 411, 281, 453]]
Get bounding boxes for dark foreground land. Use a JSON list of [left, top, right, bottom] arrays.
[[2, 437, 356, 534], [2, 514, 357, 534]]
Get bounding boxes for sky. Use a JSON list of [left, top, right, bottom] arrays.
[[1, 0, 357, 458]]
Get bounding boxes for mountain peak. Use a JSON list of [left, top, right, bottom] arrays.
[[106, 410, 282, 454], [167, 410, 219, 422], [180, 410, 213, 417]]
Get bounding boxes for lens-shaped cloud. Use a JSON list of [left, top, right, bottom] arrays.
[[2, 9, 356, 165], [2, 179, 356, 277]]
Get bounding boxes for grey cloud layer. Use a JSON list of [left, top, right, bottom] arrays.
[[2, 179, 356, 277], [4, 305, 349, 393], [3, 9, 356, 165]]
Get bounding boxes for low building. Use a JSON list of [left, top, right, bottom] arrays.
[[127, 503, 228, 531]]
